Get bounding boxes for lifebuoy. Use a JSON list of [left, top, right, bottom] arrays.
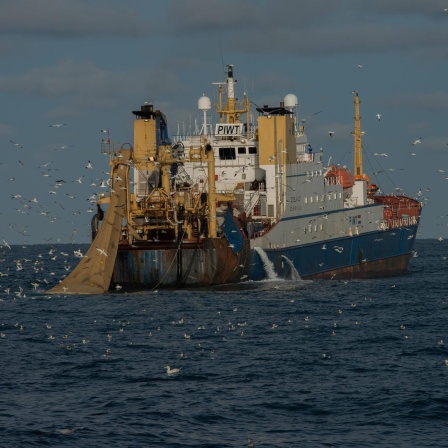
[[384, 208, 392, 220]]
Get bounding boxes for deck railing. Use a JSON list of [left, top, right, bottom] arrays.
[[385, 215, 418, 229]]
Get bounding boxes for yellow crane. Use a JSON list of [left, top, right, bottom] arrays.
[[352, 91, 378, 197], [352, 91, 364, 180]]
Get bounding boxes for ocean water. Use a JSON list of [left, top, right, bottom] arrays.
[[1, 240, 447, 447]]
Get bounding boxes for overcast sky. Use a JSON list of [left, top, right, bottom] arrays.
[[2, 0, 448, 245]]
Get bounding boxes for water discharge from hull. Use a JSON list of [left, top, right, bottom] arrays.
[[281, 255, 301, 281], [254, 247, 278, 280]]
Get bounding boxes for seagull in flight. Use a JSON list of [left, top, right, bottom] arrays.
[[49, 123, 66, 127], [39, 161, 54, 168], [96, 247, 108, 257], [85, 161, 93, 169], [376, 114, 381, 121], [73, 249, 84, 258], [10, 140, 22, 148], [412, 138, 422, 145], [328, 131, 335, 137]]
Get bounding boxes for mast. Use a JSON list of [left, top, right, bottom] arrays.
[[226, 64, 236, 122], [214, 64, 249, 125], [352, 91, 364, 180]]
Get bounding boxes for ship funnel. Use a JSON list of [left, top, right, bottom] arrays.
[[132, 103, 154, 119]]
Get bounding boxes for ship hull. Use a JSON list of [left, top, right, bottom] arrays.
[[249, 225, 418, 282], [302, 252, 411, 280], [112, 238, 250, 289], [111, 225, 417, 289]]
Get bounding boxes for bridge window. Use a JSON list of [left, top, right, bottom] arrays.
[[238, 147, 246, 154], [219, 147, 236, 160], [248, 146, 257, 154]]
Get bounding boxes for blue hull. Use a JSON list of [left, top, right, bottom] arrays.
[[249, 225, 418, 281]]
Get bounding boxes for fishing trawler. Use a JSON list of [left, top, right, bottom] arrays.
[[48, 64, 421, 294]]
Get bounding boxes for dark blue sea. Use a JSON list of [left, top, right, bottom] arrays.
[[1, 240, 447, 447]]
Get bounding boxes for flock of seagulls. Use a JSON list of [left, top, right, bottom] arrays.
[[1, 272, 446, 448], [3, 124, 115, 245], [1, 64, 447, 272], [1, 278, 447, 387], [324, 77, 448, 239], [0, 123, 120, 295], [2, 70, 447, 250], [327, 128, 424, 154]]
